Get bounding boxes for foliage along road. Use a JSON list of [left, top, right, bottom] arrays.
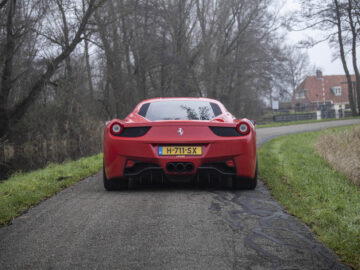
[[0, 119, 359, 269]]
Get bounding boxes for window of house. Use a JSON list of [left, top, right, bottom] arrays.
[[332, 86, 342, 96], [295, 91, 305, 99]]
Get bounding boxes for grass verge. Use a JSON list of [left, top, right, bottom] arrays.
[[258, 126, 360, 269], [257, 117, 359, 128], [0, 153, 103, 226]]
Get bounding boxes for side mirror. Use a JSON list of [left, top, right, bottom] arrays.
[[250, 120, 256, 126]]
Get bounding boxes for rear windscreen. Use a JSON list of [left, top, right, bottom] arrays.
[[139, 100, 222, 121]]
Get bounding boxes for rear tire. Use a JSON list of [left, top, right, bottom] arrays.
[[232, 161, 258, 190], [103, 163, 128, 191]]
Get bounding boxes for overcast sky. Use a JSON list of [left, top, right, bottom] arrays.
[[282, 0, 354, 76]]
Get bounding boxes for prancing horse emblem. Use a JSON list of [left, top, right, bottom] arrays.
[[177, 128, 184, 136]]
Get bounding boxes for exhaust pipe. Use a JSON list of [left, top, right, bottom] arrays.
[[175, 163, 185, 172], [185, 163, 194, 172], [167, 162, 195, 172], [167, 163, 175, 172]]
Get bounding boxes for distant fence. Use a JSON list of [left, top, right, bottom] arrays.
[[321, 109, 354, 119], [273, 110, 354, 122], [321, 110, 335, 119], [344, 111, 353, 117], [273, 113, 316, 122]]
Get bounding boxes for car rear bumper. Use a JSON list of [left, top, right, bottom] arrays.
[[104, 135, 256, 180]]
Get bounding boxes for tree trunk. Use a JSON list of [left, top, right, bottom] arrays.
[[0, 0, 16, 138], [82, 0, 94, 98], [84, 36, 94, 98], [348, 0, 360, 114], [334, 0, 357, 116]]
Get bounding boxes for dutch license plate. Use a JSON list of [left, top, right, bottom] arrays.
[[158, 146, 202, 156]]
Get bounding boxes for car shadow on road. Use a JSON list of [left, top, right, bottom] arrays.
[[109, 177, 237, 192]]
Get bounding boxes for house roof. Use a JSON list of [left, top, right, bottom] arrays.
[[293, 74, 355, 105]]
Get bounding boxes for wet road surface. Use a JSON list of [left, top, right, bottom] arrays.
[[0, 119, 359, 269]]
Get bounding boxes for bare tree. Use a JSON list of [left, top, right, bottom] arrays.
[[296, 0, 359, 115], [91, 0, 288, 118], [275, 46, 314, 102], [346, 0, 360, 113], [0, 0, 104, 137]]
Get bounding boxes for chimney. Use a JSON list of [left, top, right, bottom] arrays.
[[316, 70, 323, 78]]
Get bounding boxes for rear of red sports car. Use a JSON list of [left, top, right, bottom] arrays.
[[103, 98, 257, 190]]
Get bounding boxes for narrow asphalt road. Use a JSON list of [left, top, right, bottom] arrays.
[[0, 119, 359, 270]]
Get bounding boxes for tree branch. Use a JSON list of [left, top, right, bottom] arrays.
[[9, 0, 105, 126], [0, 0, 8, 10]]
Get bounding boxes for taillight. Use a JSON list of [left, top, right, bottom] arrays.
[[110, 122, 123, 135], [126, 160, 136, 168], [236, 122, 250, 135], [226, 160, 235, 167]]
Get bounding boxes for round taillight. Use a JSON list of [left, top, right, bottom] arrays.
[[237, 122, 250, 135], [110, 123, 122, 135]]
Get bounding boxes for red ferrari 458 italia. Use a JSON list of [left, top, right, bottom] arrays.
[[103, 97, 257, 190]]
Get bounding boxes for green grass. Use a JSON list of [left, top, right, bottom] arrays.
[[257, 117, 360, 128], [0, 154, 103, 226], [258, 126, 360, 269]]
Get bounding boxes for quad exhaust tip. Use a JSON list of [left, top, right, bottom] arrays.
[[167, 162, 194, 173], [175, 163, 185, 172], [185, 163, 194, 172], [167, 163, 176, 172]]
